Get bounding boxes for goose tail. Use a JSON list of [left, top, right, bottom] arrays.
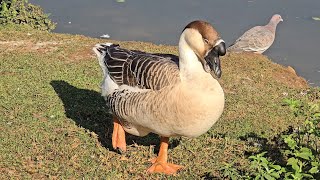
[[93, 42, 120, 96], [93, 42, 115, 76]]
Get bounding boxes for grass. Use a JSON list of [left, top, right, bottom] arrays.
[[0, 26, 314, 179]]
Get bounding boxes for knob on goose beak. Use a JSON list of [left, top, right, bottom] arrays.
[[205, 41, 226, 78], [215, 41, 226, 56]]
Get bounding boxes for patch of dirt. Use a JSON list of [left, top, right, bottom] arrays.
[[66, 44, 96, 62], [0, 167, 21, 179], [272, 66, 308, 88], [0, 40, 62, 53]]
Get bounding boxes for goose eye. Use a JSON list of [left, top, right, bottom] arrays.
[[203, 38, 209, 44]]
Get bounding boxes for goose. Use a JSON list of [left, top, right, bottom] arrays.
[[228, 14, 283, 54], [93, 20, 226, 175]]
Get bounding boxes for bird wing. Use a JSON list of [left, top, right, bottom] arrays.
[[228, 26, 275, 53], [99, 44, 180, 90]]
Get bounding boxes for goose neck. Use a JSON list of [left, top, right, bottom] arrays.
[[178, 34, 208, 82]]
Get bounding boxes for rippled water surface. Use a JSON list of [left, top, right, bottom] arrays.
[[30, 0, 320, 86]]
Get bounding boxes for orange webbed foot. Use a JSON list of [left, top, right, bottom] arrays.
[[112, 117, 126, 152], [147, 158, 183, 175], [146, 137, 183, 175]]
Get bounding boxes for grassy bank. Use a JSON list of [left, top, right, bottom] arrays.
[[0, 26, 315, 179]]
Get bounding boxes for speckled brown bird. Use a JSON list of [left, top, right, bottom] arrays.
[[228, 14, 283, 54]]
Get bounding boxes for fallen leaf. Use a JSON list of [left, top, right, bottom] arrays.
[[312, 17, 320, 21]]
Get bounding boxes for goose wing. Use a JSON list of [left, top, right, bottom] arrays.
[[96, 43, 180, 90]]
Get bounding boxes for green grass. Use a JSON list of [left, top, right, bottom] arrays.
[[0, 26, 313, 179]]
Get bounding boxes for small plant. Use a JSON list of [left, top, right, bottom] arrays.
[[221, 96, 320, 179], [249, 152, 286, 179], [282, 98, 303, 116], [0, 0, 56, 31], [281, 100, 320, 179], [220, 162, 246, 180]]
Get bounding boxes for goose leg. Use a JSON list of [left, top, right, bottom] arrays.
[[147, 137, 183, 174], [112, 116, 126, 152]]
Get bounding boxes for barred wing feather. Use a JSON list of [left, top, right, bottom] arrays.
[[98, 44, 180, 90]]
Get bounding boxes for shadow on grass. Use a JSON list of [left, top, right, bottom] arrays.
[[239, 127, 297, 166], [50, 80, 160, 153]]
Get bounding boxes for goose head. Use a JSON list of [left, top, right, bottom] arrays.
[[182, 20, 226, 78]]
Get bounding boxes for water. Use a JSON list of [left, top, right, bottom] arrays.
[[30, 0, 320, 86]]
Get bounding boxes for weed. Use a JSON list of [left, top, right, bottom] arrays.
[[0, 0, 56, 31], [221, 93, 320, 179]]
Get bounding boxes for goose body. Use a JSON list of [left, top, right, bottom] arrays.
[[93, 20, 226, 174]]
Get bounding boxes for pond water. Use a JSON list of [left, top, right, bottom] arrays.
[[30, 0, 320, 86]]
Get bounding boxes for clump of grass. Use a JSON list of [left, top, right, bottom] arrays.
[[220, 91, 320, 179], [0, 0, 56, 31]]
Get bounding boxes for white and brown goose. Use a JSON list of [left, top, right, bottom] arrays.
[[93, 20, 226, 174]]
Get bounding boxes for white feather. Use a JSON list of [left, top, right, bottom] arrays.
[[93, 43, 120, 96], [101, 74, 119, 96]]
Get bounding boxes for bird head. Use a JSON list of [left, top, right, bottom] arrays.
[[181, 20, 226, 78], [271, 14, 283, 24]]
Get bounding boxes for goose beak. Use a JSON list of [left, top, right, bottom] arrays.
[[205, 41, 226, 78]]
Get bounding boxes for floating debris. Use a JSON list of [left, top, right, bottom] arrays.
[[312, 17, 320, 21], [100, 34, 110, 39], [116, 0, 125, 2], [68, 21, 72, 24]]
